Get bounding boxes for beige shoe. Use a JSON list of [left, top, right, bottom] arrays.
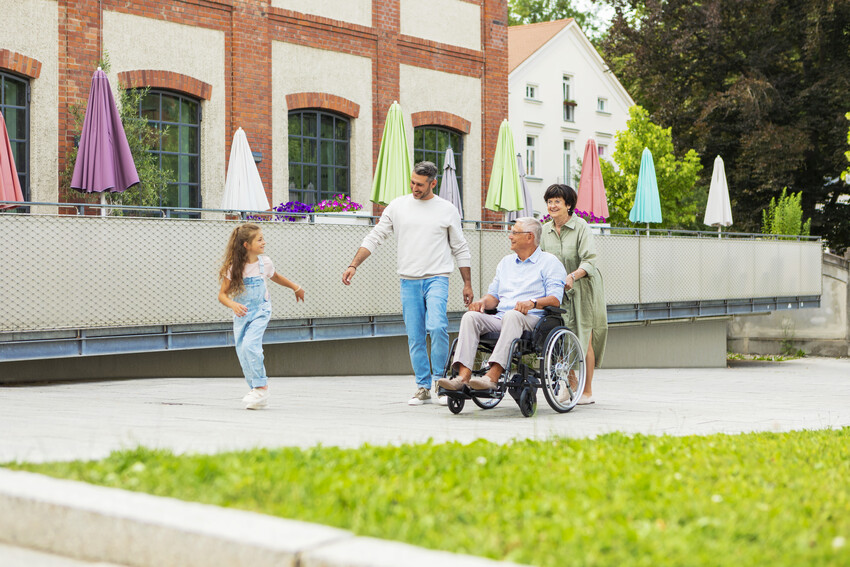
[[408, 387, 432, 406], [436, 377, 464, 391], [468, 377, 497, 391], [576, 394, 595, 405]]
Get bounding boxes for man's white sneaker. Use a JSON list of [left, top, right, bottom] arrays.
[[408, 387, 432, 406], [245, 388, 270, 410]]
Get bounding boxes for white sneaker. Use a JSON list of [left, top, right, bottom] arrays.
[[241, 390, 254, 403], [408, 387, 432, 406], [245, 388, 270, 410], [437, 395, 448, 406]]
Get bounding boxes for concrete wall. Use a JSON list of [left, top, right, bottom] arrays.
[[1, 318, 729, 383], [728, 255, 849, 357], [271, 0, 373, 27], [400, 0, 481, 51]]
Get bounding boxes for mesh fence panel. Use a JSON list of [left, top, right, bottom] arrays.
[[0, 214, 823, 332]]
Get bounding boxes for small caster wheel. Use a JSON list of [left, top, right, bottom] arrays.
[[448, 397, 464, 414], [519, 387, 536, 417]]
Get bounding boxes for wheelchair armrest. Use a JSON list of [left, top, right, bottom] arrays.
[[543, 306, 565, 314]]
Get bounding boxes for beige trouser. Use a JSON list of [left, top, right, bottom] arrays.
[[452, 310, 540, 370]]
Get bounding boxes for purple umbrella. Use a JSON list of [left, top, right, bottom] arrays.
[[71, 67, 139, 215]]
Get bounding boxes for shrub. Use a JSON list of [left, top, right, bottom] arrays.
[[761, 188, 811, 237]]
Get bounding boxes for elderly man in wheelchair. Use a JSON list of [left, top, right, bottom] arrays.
[[436, 217, 587, 417]]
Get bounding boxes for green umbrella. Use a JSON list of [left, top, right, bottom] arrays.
[[370, 101, 412, 205], [485, 119, 522, 212]]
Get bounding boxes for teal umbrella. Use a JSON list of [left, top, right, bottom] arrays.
[[629, 147, 662, 228], [485, 119, 522, 213], [370, 101, 412, 205]]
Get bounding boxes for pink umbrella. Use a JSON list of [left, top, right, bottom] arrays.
[[576, 139, 609, 220], [0, 111, 24, 209], [71, 67, 139, 214]]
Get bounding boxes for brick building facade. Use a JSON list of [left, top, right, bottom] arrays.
[[0, 0, 507, 221]]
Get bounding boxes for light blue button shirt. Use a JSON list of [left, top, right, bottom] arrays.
[[487, 247, 567, 318]]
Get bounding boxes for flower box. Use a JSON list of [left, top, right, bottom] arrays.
[[313, 209, 373, 226]]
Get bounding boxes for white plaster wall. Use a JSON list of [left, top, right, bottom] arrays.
[[272, 0, 372, 28], [0, 0, 59, 208], [508, 24, 633, 217], [271, 42, 373, 208], [400, 0, 481, 51], [103, 11, 226, 215], [400, 64, 482, 221]]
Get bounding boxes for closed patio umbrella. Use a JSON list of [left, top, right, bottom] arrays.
[[71, 67, 139, 215], [506, 152, 533, 221], [629, 147, 662, 229], [704, 155, 733, 235], [0, 111, 23, 209], [485, 119, 522, 214], [221, 127, 269, 213], [370, 101, 411, 206], [576, 139, 609, 220], [439, 147, 463, 219]]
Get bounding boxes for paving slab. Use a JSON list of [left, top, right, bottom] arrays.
[[1, 357, 848, 464]]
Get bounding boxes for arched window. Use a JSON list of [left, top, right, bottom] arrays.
[[413, 126, 463, 200], [138, 90, 201, 215], [288, 110, 350, 205], [0, 72, 29, 200]]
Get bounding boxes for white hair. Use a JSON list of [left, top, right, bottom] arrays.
[[513, 217, 542, 246]]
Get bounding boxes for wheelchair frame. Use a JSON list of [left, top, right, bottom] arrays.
[[438, 307, 587, 417]]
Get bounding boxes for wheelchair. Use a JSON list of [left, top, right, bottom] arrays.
[[438, 307, 586, 417]]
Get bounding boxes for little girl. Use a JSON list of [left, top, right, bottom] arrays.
[[218, 223, 305, 409]]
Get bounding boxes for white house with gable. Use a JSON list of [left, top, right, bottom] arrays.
[[508, 18, 634, 217]]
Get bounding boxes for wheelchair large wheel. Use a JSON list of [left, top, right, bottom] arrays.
[[541, 327, 586, 413]]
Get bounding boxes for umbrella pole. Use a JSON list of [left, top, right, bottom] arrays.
[[718, 226, 722, 238], [100, 193, 107, 217]]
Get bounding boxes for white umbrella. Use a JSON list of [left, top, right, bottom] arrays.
[[704, 155, 733, 235], [221, 127, 269, 212], [506, 153, 533, 221], [439, 147, 463, 219]]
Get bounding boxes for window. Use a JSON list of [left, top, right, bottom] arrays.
[[0, 72, 29, 201], [563, 140, 572, 185], [413, 126, 463, 201], [139, 90, 201, 216], [562, 75, 575, 122], [288, 110, 349, 205], [526, 135, 537, 177], [597, 97, 608, 113], [525, 84, 538, 100], [598, 144, 608, 158]]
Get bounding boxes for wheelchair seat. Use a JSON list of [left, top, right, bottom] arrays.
[[480, 330, 532, 343]]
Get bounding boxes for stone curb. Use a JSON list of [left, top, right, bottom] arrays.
[[0, 469, 526, 567]]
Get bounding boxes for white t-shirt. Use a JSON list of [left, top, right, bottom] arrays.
[[226, 255, 275, 300]]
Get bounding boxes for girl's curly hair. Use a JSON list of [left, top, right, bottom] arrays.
[[219, 223, 262, 298]]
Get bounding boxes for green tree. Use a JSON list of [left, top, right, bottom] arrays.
[[601, 0, 850, 250], [61, 53, 173, 212], [761, 188, 811, 237], [509, 0, 602, 40], [600, 106, 704, 229]]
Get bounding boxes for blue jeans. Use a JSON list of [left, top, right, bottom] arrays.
[[400, 277, 449, 389], [233, 273, 271, 389]]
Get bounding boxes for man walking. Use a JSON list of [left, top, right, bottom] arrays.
[[342, 161, 473, 405]]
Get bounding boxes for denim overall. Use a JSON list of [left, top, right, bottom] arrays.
[[232, 257, 271, 388]]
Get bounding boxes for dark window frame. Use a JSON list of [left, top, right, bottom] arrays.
[[412, 125, 463, 203], [137, 89, 201, 217], [0, 71, 30, 202], [287, 109, 350, 205]]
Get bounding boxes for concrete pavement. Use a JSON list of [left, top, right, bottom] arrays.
[[1, 356, 848, 566]]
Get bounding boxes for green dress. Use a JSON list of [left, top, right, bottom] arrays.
[[540, 217, 608, 367]]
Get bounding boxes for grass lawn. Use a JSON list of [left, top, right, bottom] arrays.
[[6, 428, 849, 566]]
